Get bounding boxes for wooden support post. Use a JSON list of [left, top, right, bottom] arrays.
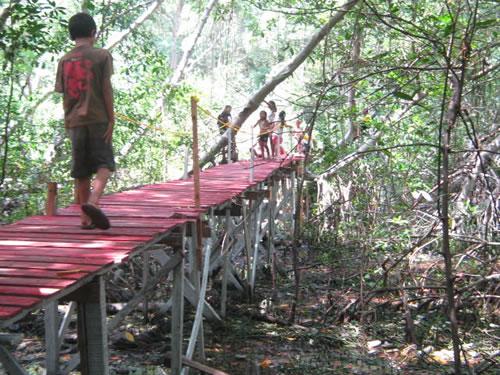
[[250, 201, 263, 296], [267, 181, 277, 264], [190, 97, 206, 363], [185, 241, 211, 362], [242, 201, 252, 293], [142, 251, 151, 322], [209, 208, 217, 244], [171, 245, 185, 375], [191, 96, 202, 269], [44, 301, 59, 375], [188, 223, 205, 361], [220, 208, 231, 318], [46, 182, 57, 216], [269, 181, 277, 294], [183, 147, 190, 179], [76, 277, 108, 375]]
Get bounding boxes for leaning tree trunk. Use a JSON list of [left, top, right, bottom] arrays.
[[169, 0, 185, 70], [105, 0, 166, 51], [197, 0, 361, 169], [170, 0, 218, 85]]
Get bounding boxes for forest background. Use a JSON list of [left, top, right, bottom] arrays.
[[0, 0, 498, 374]]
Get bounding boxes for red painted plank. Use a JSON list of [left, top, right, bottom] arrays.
[[0, 285, 61, 298], [0, 306, 22, 318], [0, 295, 40, 307], [0, 248, 130, 262], [0, 268, 89, 280], [0, 261, 99, 272], [0, 225, 164, 237], [0, 232, 154, 242], [0, 254, 112, 266], [0, 239, 141, 250], [18, 216, 191, 229], [0, 276, 75, 288], [57, 206, 202, 218]]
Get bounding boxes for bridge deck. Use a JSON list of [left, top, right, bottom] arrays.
[[0, 159, 294, 326]]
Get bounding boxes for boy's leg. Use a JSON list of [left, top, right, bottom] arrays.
[[77, 177, 91, 225], [81, 123, 115, 229], [88, 167, 111, 207], [69, 126, 93, 226], [81, 168, 111, 230]]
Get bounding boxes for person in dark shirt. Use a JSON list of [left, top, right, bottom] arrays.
[[55, 12, 115, 230], [217, 105, 234, 163]]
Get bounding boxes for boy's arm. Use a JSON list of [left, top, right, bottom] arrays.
[[102, 77, 114, 143], [102, 52, 114, 143], [54, 60, 64, 93]]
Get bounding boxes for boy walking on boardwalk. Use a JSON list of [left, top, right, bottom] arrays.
[[55, 13, 115, 230]]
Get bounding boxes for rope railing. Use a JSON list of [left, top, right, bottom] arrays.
[[115, 102, 306, 180]]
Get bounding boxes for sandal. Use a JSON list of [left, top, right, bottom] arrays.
[[81, 203, 111, 230]]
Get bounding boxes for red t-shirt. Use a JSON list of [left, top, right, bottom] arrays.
[[55, 45, 113, 128]]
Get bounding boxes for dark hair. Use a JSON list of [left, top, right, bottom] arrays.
[[278, 111, 286, 121], [268, 101, 277, 112], [68, 13, 97, 40]]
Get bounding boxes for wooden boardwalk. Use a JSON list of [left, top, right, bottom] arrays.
[[0, 158, 299, 375]]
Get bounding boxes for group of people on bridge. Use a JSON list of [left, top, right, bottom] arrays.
[[216, 101, 309, 163]]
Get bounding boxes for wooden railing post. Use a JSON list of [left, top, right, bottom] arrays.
[[46, 182, 57, 216], [227, 128, 232, 164], [191, 96, 202, 269], [250, 120, 254, 182]]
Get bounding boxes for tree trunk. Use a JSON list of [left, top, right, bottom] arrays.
[[170, 0, 218, 85], [105, 0, 166, 51], [0, 1, 18, 33], [441, 74, 462, 375], [343, 11, 363, 145], [197, 0, 361, 170], [169, 0, 185, 70]]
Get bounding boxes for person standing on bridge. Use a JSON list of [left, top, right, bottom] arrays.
[[254, 110, 271, 159], [55, 12, 115, 230], [217, 105, 232, 164]]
